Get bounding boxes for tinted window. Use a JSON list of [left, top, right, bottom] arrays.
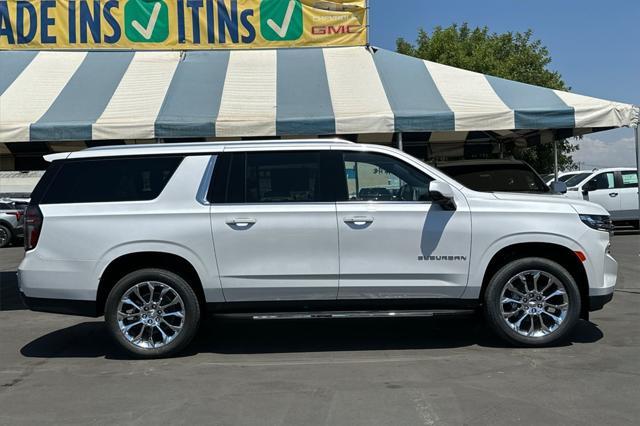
[[340, 152, 431, 201], [0, 203, 12, 210], [41, 156, 183, 204], [439, 163, 549, 193], [247, 152, 332, 203], [563, 172, 591, 187], [620, 171, 638, 188], [588, 172, 615, 190], [210, 151, 335, 203], [29, 162, 62, 204]]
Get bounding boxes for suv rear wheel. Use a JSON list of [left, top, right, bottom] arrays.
[[105, 269, 201, 358], [483, 257, 581, 347]]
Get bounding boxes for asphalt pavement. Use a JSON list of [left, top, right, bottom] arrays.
[[0, 232, 638, 425]]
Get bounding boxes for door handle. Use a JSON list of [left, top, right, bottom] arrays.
[[343, 216, 374, 225], [609, 193, 618, 197], [226, 218, 256, 226]]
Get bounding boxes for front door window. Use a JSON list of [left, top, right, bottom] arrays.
[[341, 152, 431, 202]]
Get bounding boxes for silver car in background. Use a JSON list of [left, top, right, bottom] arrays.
[[0, 199, 25, 248]]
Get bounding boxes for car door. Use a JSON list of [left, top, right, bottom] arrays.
[[334, 149, 471, 299], [583, 171, 621, 215], [618, 170, 639, 220], [209, 150, 340, 302]]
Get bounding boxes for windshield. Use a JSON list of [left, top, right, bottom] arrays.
[[563, 172, 592, 187], [439, 163, 550, 193]]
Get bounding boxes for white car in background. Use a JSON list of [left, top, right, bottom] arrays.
[[544, 170, 594, 187], [566, 168, 639, 228]]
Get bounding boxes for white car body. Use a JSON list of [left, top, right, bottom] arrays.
[[565, 167, 639, 223], [18, 140, 616, 322]]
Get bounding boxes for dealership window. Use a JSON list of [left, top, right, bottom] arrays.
[[340, 152, 432, 202]]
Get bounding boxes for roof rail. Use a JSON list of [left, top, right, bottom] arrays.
[[85, 138, 354, 152]]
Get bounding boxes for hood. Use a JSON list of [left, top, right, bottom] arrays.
[[491, 192, 609, 216]]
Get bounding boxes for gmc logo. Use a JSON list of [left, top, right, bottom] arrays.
[[312, 25, 361, 35]]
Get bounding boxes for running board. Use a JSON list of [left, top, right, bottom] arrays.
[[215, 309, 476, 321]]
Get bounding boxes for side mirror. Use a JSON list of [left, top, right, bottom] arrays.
[[550, 181, 567, 194], [429, 181, 456, 210]]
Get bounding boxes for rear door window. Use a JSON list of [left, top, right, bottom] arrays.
[[40, 156, 183, 204], [620, 171, 638, 188], [209, 151, 337, 203]]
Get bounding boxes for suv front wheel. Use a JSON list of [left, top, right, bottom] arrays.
[[484, 257, 581, 347], [105, 269, 201, 358]]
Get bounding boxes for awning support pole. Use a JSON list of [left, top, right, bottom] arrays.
[[554, 140, 559, 181], [397, 132, 403, 151]]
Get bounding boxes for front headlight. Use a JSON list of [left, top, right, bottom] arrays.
[[579, 214, 613, 232]]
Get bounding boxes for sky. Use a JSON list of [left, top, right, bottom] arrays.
[[369, 0, 639, 169]]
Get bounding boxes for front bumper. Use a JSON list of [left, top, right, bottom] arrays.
[[586, 252, 616, 312]]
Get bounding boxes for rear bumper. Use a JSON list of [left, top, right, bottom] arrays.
[[20, 292, 99, 317]]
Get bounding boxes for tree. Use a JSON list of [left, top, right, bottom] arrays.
[[397, 24, 578, 173]]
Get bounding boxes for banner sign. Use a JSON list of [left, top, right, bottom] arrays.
[[0, 0, 367, 50]]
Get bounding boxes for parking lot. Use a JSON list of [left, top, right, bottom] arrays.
[[0, 233, 638, 425]]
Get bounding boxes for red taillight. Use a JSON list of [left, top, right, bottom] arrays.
[[14, 211, 23, 222], [24, 205, 43, 251]]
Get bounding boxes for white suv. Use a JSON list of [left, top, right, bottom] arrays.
[[566, 167, 639, 229], [19, 139, 617, 358]]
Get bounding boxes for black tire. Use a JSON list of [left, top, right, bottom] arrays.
[[105, 268, 201, 358], [0, 224, 12, 248], [483, 257, 581, 347]]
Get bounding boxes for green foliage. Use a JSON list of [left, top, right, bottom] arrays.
[[516, 139, 579, 174], [397, 23, 578, 173]]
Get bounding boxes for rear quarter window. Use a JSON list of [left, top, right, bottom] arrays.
[[40, 156, 184, 204]]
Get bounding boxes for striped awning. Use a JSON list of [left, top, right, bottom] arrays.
[[1, 46, 637, 143]]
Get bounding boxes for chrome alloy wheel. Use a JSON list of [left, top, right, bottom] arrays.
[[500, 270, 569, 338], [117, 282, 185, 349]]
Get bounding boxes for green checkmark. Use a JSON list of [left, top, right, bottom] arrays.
[[125, 0, 169, 43], [261, 0, 303, 41]]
